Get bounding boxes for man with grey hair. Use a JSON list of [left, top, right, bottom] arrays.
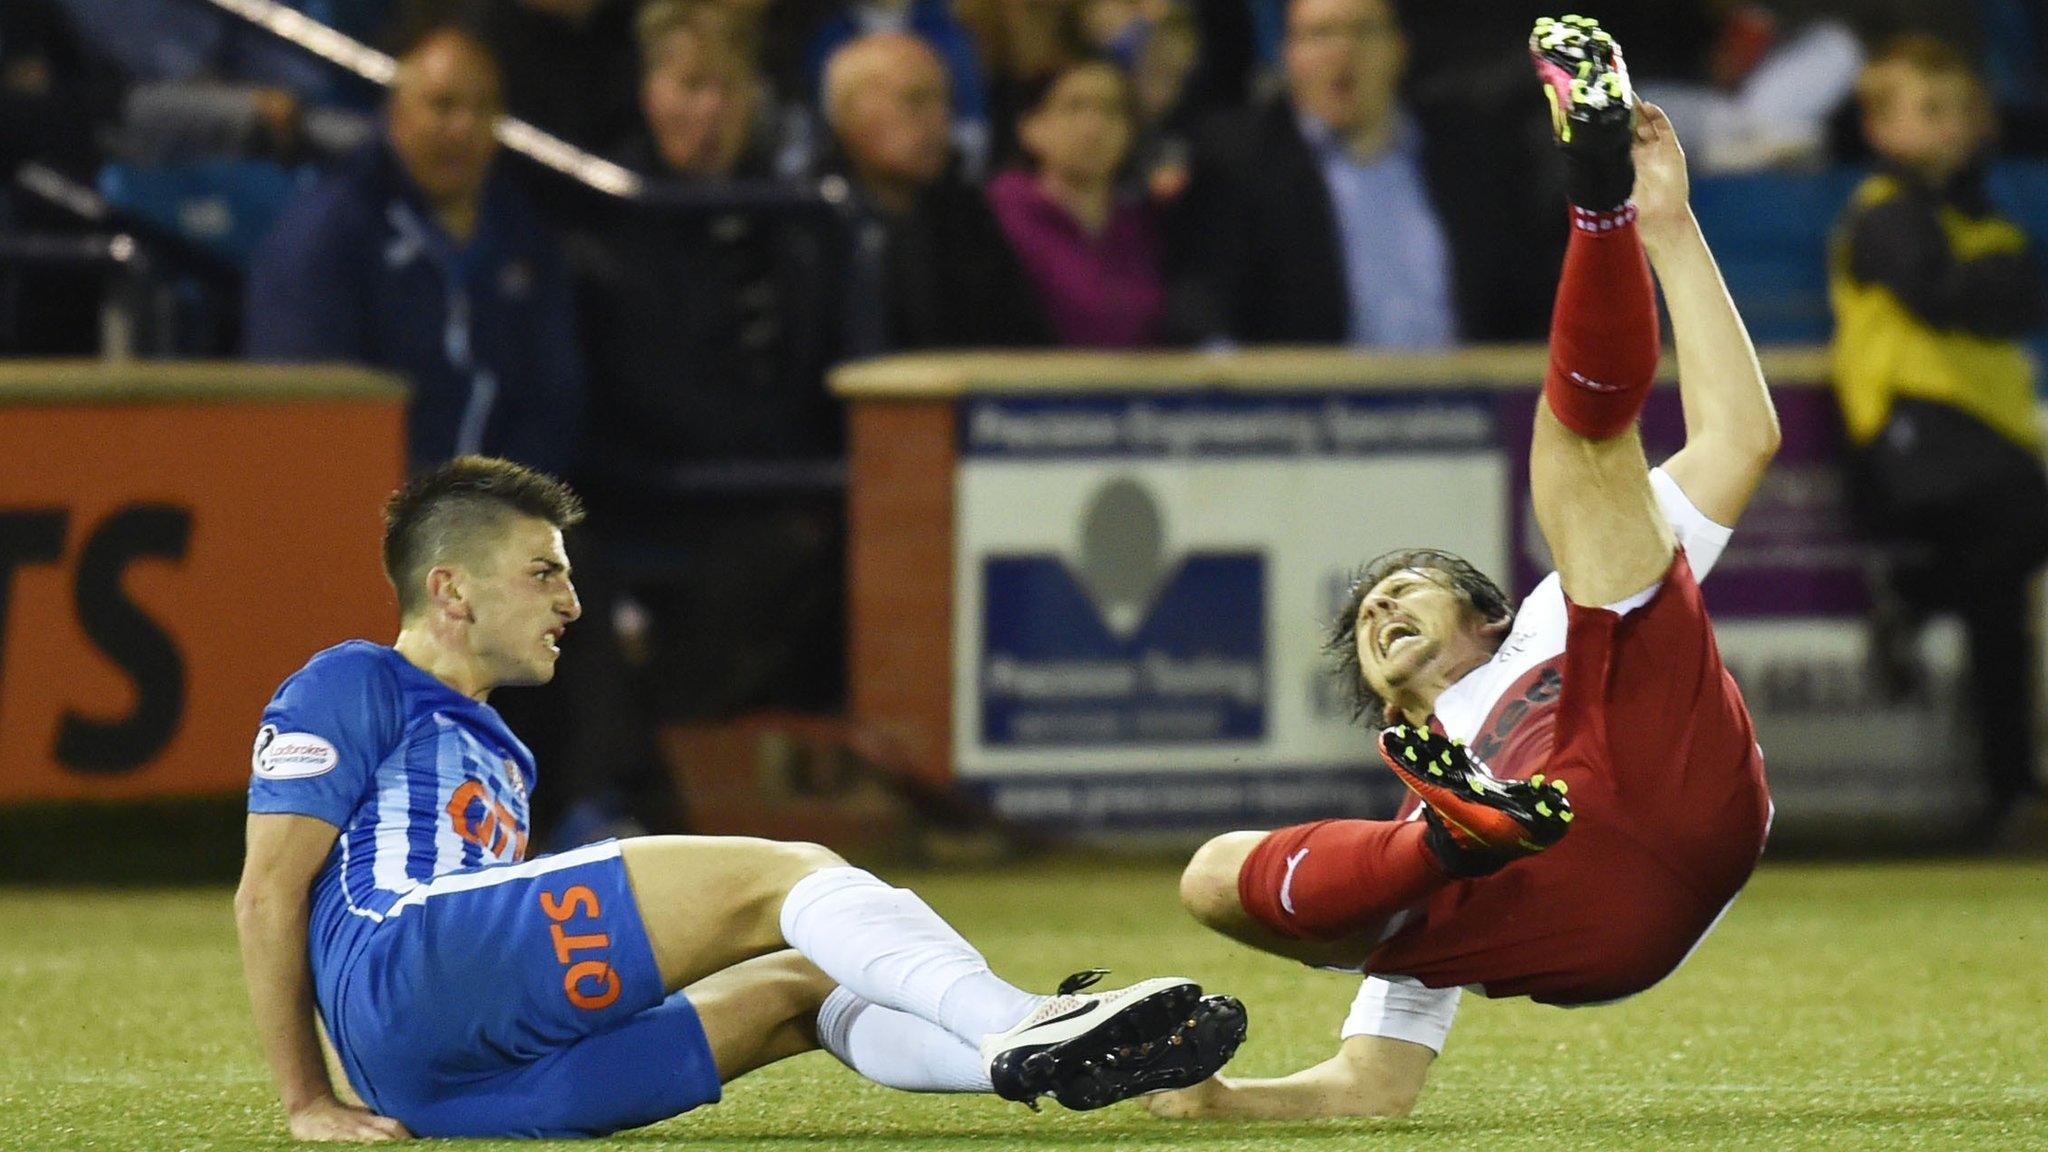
[[820, 31, 1047, 352]]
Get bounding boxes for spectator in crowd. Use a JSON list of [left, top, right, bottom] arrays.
[[1164, 0, 1512, 347], [570, 0, 844, 730], [588, 0, 834, 468], [822, 31, 1048, 351], [988, 57, 1165, 347], [802, 0, 994, 175], [619, 0, 762, 177], [1830, 34, 2048, 843], [245, 27, 584, 475]]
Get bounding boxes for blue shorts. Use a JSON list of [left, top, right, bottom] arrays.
[[327, 841, 723, 1137]]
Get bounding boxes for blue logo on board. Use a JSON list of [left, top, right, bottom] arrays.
[[980, 478, 1266, 746]]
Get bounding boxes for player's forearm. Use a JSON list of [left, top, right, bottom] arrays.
[[1195, 1062, 1420, 1120], [1639, 212, 1780, 458], [234, 882, 337, 1113]]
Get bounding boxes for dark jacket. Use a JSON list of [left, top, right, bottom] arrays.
[[458, 0, 640, 157], [245, 140, 586, 474], [823, 150, 1050, 354], [1166, 97, 1558, 345], [1841, 160, 2048, 340], [575, 135, 842, 468]]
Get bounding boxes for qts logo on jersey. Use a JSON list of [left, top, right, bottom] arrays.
[[447, 778, 528, 861], [539, 885, 620, 1011]]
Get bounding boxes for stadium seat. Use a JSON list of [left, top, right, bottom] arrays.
[[1693, 161, 2048, 372], [1688, 169, 1863, 345], [96, 159, 304, 265], [1982, 160, 2048, 368]]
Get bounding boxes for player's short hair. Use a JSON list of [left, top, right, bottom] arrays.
[[1855, 34, 1991, 121], [382, 456, 584, 619], [1326, 548, 1515, 727]]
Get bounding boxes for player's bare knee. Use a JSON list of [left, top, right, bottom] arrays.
[[1181, 832, 1262, 928], [776, 840, 847, 884], [722, 838, 846, 903]]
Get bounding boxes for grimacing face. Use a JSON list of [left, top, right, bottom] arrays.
[[1351, 566, 1485, 703], [456, 515, 582, 690]]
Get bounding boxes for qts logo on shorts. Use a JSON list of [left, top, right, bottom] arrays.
[[539, 885, 620, 1011]]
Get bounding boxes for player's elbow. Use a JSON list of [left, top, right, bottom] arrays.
[[233, 872, 307, 930], [1703, 420, 1781, 488], [231, 880, 270, 930], [1747, 410, 1783, 462]]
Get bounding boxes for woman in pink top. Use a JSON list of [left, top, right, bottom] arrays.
[[986, 58, 1167, 348]]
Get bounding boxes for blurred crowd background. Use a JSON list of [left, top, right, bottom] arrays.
[[5, 0, 2047, 851]]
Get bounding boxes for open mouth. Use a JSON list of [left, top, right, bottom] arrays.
[[1376, 620, 1419, 659], [542, 626, 565, 654]]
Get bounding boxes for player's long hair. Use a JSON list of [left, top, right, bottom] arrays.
[[1327, 548, 1516, 728]]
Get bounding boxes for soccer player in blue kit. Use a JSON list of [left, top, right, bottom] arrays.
[[235, 456, 1246, 1140]]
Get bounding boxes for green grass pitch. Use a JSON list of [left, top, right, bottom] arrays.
[[4, 857, 2044, 1151]]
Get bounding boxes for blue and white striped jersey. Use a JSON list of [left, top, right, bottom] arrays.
[[248, 641, 536, 1004]]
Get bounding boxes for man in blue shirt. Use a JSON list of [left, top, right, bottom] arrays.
[[1166, 0, 1556, 346], [235, 456, 1247, 1139], [243, 29, 583, 475]]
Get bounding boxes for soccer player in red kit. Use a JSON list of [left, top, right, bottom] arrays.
[[1150, 15, 1781, 1120]]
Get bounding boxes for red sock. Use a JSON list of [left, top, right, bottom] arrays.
[[1543, 203, 1660, 440], [1237, 819, 1453, 942]]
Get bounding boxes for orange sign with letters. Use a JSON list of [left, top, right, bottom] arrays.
[[0, 362, 406, 802]]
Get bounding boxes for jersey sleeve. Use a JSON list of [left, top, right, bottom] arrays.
[[248, 647, 404, 829], [1340, 975, 1461, 1054], [1649, 466, 1734, 579]]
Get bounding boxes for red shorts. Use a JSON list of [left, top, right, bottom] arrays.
[[1242, 552, 1771, 1005]]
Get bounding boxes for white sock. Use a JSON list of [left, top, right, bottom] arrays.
[[779, 867, 1042, 1046], [816, 986, 995, 1093]]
